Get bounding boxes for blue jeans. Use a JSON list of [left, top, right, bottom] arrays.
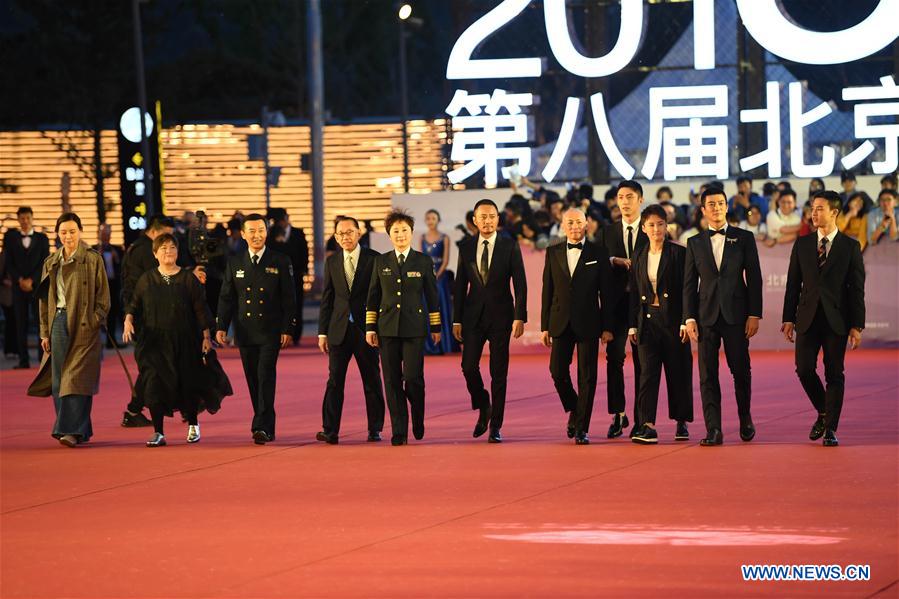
[[51, 310, 93, 441]]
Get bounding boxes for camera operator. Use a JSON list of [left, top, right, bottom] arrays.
[[186, 210, 227, 318]]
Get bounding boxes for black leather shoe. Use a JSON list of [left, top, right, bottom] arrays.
[[121, 411, 153, 428], [390, 435, 407, 446], [566, 411, 576, 438], [700, 429, 723, 446], [367, 431, 382, 442], [629, 421, 641, 439], [315, 431, 331, 443], [607, 413, 629, 438], [488, 428, 502, 443], [675, 421, 689, 441], [575, 432, 590, 445], [252, 430, 272, 445], [473, 405, 491, 438], [632, 425, 658, 444], [412, 423, 424, 441], [739, 422, 756, 442], [809, 415, 826, 440], [822, 430, 839, 447]]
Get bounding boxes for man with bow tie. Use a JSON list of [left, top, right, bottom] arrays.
[[316, 216, 385, 444], [541, 207, 614, 445], [684, 186, 763, 446], [3, 207, 50, 369]]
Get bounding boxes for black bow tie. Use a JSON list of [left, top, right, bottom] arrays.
[[710, 228, 726, 236], [567, 242, 583, 250]]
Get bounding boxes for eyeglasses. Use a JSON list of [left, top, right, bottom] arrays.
[[334, 231, 358, 237]]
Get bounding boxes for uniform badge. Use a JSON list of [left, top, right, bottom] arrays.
[[265, 266, 279, 274], [406, 271, 421, 277], [381, 267, 393, 275], [236, 270, 245, 278]]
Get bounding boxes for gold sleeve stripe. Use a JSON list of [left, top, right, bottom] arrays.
[[365, 311, 378, 323]]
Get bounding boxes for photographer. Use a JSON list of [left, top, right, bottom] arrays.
[[867, 189, 899, 247]]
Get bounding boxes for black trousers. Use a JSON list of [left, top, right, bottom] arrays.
[[461, 323, 511, 429], [12, 288, 41, 366], [239, 342, 281, 436], [150, 398, 198, 435], [379, 336, 425, 438], [636, 307, 694, 425], [795, 307, 848, 432], [697, 314, 752, 432], [606, 300, 641, 422], [549, 327, 599, 434], [321, 323, 385, 435]]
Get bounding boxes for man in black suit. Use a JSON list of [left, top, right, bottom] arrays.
[[365, 210, 441, 446], [316, 216, 385, 444], [3, 206, 50, 369], [216, 214, 296, 444], [267, 208, 309, 344], [541, 207, 614, 445], [596, 180, 648, 438], [684, 186, 763, 446], [452, 199, 527, 443], [93, 222, 125, 349], [782, 191, 865, 447]]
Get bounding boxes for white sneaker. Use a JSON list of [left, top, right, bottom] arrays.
[[187, 424, 201, 443]]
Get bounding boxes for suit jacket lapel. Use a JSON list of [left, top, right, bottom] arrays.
[[720, 228, 737, 273], [351, 250, 370, 296], [820, 232, 842, 277], [657, 242, 670, 286], [554, 244, 571, 282]]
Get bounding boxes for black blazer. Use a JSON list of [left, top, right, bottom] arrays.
[[596, 221, 648, 311], [683, 226, 763, 326], [453, 235, 527, 332], [216, 248, 297, 346], [3, 229, 50, 284], [629, 241, 687, 338], [365, 250, 440, 338], [268, 227, 309, 277], [318, 246, 379, 345], [540, 240, 612, 339], [782, 232, 865, 335]]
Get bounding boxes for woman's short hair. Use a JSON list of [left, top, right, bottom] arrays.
[[55, 212, 82, 233], [152, 232, 179, 253], [640, 204, 667, 224], [384, 210, 414, 232]]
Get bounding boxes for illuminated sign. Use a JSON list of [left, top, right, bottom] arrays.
[[117, 105, 163, 244], [445, 0, 899, 184]]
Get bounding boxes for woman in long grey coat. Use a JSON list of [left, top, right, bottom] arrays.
[[27, 213, 110, 447]]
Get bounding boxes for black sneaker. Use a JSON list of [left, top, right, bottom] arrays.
[[675, 421, 689, 441], [122, 411, 152, 427], [632, 426, 658, 444]]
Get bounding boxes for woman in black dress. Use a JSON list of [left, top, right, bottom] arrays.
[[123, 233, 219, 447]]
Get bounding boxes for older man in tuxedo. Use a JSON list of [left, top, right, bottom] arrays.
[[453, 199, 527, 443], [782, 191, 865, 447], [541, 208, 613, 445], [684, 186, 763, 446]]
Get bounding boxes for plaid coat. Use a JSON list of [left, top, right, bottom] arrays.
[[27, 242, 110, 398]]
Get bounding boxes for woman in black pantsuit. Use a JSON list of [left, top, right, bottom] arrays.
[[628, 205, 694, 444]]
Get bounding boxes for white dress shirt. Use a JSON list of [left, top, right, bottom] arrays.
[[566, 240, 582, 276], [21, 228, 33, 250], [621, 217, 641, 260], [816, 226, 838, 258], [476, 232, 497, 271], [249, 245, 267, 264], [395, 247, 411, 263], [709, 224, 728, 270]]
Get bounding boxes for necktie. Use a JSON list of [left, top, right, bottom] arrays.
[[479, 239, 490, 283], [818, 237, 828, 270], [567, 242, 583, 250], [626, 226, 634, 259], [251, 254, 259, 266], [345, 254, 355, 288], [398, 253, 405, 267], [710, 228, 726, 236]]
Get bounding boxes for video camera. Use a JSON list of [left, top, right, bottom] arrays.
[[188, 210, 224, 266]]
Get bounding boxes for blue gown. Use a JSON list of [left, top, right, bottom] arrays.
[[421, 235, 460, 355]]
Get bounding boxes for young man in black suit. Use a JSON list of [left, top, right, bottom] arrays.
[[316, 216, 385, 444], [267, 208, 309, 344], [596, 180, 648, 438], [3, 206, 50, 369], [781, 190, 865, 447], [452, 199, 528, 443], [684, 186, 763, 446], [216, 214, 296, 444], [627, 205, 693, 444], [541, 207, 614, 445], [365, 210, 441, 446]]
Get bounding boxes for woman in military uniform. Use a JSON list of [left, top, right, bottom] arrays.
[[365, 210, 441, 446]]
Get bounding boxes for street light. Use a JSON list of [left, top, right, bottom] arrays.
[[398, 3, 412, 20], [397, 3, 422, 193]]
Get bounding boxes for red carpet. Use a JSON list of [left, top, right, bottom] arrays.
[[1, 346, 897, 597]]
